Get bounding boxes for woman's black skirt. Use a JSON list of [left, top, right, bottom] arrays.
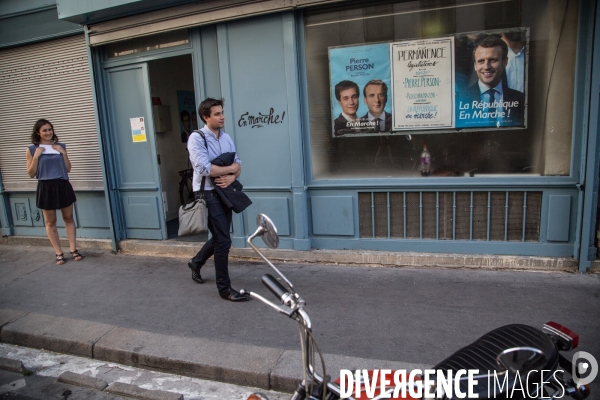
[[36, 179, 77, 210]]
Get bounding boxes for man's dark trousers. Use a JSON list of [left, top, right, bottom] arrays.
[[191, 190, 232, 295]]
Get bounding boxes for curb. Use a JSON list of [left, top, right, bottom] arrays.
[[0, 356, 27, 374], [58, 371, 108, 391], [0, 308, 430, 394], [58, 371, 183, 400], [0, 311, 115, 358], [106, 382, 183, 400]]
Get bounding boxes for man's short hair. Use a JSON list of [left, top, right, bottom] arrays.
[[198, 97, 225, 123], [334, 80, 359, 101], [363, 79, 388, 97], [180, 110, 190, 121], [473, 35, 508, 60]]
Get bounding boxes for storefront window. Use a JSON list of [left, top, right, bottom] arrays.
[[304, 0, 579, 179]]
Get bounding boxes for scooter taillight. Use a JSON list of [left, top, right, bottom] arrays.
[[246, 394, 268, 400], [542, 321, 579, 351]]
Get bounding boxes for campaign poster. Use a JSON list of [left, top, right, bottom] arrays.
[[177, 90, 197, 143], [454, 28, 528, 129], [391, 37, 455, 130], [329, 43, 391, 137]]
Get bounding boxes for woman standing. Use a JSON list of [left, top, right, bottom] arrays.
[[26, 119, 83, 265]]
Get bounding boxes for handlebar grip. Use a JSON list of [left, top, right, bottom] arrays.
[[262, 274, 289, 301]]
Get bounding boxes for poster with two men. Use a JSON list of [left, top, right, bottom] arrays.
[[328, 29, 527, 137], [329, 43, 392, 136]]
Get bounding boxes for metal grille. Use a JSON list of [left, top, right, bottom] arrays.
[[358, 192, 372, 238], [490, 192, 506, 241], [406, 192, 420, 239], [455, 192, 470, 240], [390, 192, 404, 238], [473, 192, 488, 240], [359, 191, 542, 242], [374, 192, 388, 238], [525, 192, 542, 241], [0, 35, 103, 191], [508, 192, 525, 241], [439, 192, 453, 240], [422, 192, 436, 239]]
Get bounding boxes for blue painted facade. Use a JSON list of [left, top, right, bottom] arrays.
[[0, 1, 112, 242], [1, 0, 599, 271], [0, 0, 82, 48]]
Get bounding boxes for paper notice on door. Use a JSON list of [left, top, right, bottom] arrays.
[[130, 117, 147, 143], [39, 144, 60, 154]]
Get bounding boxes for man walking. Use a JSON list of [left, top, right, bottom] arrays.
[[186, 97, 250, 302]]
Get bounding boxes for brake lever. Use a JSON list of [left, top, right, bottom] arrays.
[[244, 290, 295, 317]]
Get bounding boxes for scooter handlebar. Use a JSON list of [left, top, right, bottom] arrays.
[[262, 274, 289, 302]]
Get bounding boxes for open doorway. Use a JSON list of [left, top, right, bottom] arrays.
[[148, 54, 207, 241]]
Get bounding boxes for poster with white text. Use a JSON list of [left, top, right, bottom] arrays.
[[327, 29, 528, 136], [454, 29, 528, 129], [391, 37, 455, 130], [329, 43, 392, 137]]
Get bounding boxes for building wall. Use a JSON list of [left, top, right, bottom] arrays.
[[0, 3, 111, 240], [8, 191, 111, 239], [72, 0, 599, 259], [0, 0, 82, 49], [3, 0, 598, 267], [296, 0, 591, 258], [213, 13, 307, 249]]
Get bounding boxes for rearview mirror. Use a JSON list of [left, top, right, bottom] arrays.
[[247, 213, 292, 290], [256, 214, 279, 249], [496, 347, 547, 375]]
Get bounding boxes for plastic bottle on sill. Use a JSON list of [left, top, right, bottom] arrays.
[[420, 144, 431, 176]]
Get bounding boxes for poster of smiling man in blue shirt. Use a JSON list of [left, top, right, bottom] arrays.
[[456, 34, 526, 129]]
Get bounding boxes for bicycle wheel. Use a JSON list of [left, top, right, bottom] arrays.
[[179, 178, 193, 205], [185, 176, 194, 203]]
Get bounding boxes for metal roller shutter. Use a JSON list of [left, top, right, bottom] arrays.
[[0, 34, 103, 191]]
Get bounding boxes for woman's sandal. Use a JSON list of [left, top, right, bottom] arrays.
[[56, 253, 66, 265], [70, 249, 84, 261]]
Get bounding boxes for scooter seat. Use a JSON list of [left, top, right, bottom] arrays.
[[433, 324, 559, 399]]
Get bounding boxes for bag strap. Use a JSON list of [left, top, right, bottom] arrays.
[[183, 200, 199, 211], [194, 130, 208, 194]]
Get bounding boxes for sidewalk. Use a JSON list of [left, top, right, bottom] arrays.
[[0, 242, 599, 394]]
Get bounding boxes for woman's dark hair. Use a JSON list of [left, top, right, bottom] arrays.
[[31, 119, 58, 144]]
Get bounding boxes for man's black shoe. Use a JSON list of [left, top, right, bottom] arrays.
[[187, 260, 204, 284], [219, 288, 250, 302]]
